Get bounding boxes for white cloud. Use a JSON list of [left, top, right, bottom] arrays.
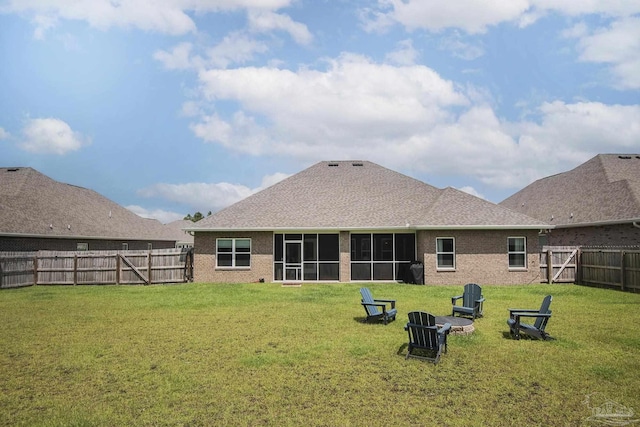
[[186, 53, 639, 192], [457, 186, 486, 199], [126, 205, 184, 224], [20, 118, 90, 155], [137, 172, 289, 212], [363, 0, 530, 34], [153, 42, 195, 70], [363, 0, 640, 34], [571, 17, 640, 89], [385, 39, 419, 65], [0, 127, 9, 139], [248, 9, 313, 45], [206, 32, 270, 68], [439, 33, 485, 60], [2, 0, 295, 37]]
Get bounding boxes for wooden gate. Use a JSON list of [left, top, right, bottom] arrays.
[[540, 246, 578, 283]]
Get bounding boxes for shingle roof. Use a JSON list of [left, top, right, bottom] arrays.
[[0, 167, 176, 242], [500, 154, 640, 226], [164, 219, 195, 245], [191, 161, 547, 231]]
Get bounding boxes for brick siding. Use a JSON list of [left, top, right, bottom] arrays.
[[194, 229, 541, 285], [547, 223, 640, 247], [0, 236, 175, 252]]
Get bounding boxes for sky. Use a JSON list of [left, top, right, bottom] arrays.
[[1, 0, 639, 224]]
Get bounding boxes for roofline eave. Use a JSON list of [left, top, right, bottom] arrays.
[[0, 232, 176, 242], [550, 217, 640, 229], [186, 224, 553, 233]]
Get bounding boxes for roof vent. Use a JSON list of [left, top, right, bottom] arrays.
[[618, 155, 631, 159], [6, 168, 19, 172], [352, 162, 363, 167], [328, 163, 339, 167]]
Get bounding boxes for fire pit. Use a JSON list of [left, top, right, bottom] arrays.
[[434, 315, 474, 335]]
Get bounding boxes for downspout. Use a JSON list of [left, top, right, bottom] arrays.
[[633, 221, 640, 229]]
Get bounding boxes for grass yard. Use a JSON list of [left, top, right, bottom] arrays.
[[1, 282, 639, 426]]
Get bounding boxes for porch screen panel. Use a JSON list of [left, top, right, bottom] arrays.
[[351, 232, 416, 282], [274, 233, 339, 281], [274, 234, 283, 280]]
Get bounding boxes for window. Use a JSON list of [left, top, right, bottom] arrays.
[[436, 238, 455, 270], [122, 243, 129, 250], [147, 243, 153, 250], [76, 243, 88, 251], [508, 237, 526, 269], [217, 238, 251, 268]]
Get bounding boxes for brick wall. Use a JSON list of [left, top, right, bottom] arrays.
[[194, 229, 541, 285], [418, 229, 541, 285], [194, 231, 273, 283], [547, 223, 640, 247], [0, 236, 175, 252]]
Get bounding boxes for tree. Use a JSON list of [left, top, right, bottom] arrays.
[[184, 211, 205, 222]]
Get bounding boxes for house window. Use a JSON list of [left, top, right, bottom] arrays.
[[147, 243, 153, 250], [217, 238, 251, 268], [508, 237, 526, 269], [122, 243, 129, 251], [76, 243, 88, 251], [351, 233, 415, 281], [436, 237, 455, 270]]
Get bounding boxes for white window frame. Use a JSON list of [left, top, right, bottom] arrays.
[[508, 236, 527, 269], [436, 237, 456, 270], [216, 238, 251, 269], [76, 242, 88, 251]]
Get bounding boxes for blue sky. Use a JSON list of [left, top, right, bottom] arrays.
[[1, 0, 639, 223]]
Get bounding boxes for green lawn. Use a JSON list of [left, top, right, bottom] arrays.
[[1, 282, 639, 426]]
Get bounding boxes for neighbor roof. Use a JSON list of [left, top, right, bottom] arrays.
[[190, 161, 547, 231], [500, 154, 640, 227], [0, 167, 176, 242]]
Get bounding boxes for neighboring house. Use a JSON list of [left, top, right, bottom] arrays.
[[188, 161, 549, 285], [0, 167, 178, 251], [165, 219, 195, 248], [500, 154, 640, 247]]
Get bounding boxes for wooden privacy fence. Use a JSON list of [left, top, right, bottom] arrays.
[[540, 246, 578, 283], [580, 248, 640, 292], [0, 248, 193, 289]]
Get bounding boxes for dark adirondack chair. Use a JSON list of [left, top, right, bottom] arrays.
[[360, 287, 397, 324], [507, 295, 553, 340], [405, 311, 451, 363], [451, 283, 485, 319]]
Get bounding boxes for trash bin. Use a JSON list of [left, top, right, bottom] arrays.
[[409, 261, 424, 285]]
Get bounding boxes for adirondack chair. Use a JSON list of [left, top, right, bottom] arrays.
[[507, 295, 553, 340], [405, 311, 451, 363], [451, 283, 485, 319], [360, 287, 397, 324]]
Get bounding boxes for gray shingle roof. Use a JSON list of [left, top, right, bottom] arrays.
[[0, 167, 176, 242], [191, 161, 547, 231], [500, 154, 640, 226]]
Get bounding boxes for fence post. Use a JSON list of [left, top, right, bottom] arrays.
[[116, 254, 121, 285], [576, 248, 582, 285], [73, 254, 78, 286], [147, 251, 152, 285], [621, 250, 626, 291], [33, 253, 38, 286], [546, 249, 553, 283]]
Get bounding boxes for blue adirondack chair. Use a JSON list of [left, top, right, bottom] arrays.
[[360, 287, 397, 324], [451, 283, 485, 319], [507, 295, 553, 340], [405, 311, 451, 363]]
